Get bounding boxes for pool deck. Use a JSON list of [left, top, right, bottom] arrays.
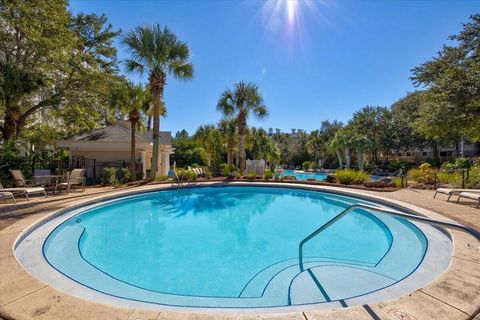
[[0, 182, 479, 320]]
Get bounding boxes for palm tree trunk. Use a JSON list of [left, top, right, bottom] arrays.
[[130, 120, 136, 181], [147, 115, 152, 131], [227, 141, 234, 165], [358, 149, 364, 171], [336, 149, 343, 169], [238, 114, 247, 176], [151, 88, 161, 179], [345, 146, 351, 169]]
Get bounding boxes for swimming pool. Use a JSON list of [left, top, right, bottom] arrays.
[[283, 170, 328, 181], [15, 185, 452, 311]]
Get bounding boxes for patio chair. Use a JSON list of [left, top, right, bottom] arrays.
[[10, 169, 41, 188], [0, 191, 16, 204], [456, 192, 480, 209], [433, 188, 480, 202], [55, 169, 86, 194], [0, 182, 46, 200]]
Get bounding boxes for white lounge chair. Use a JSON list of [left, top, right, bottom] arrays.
[[456, 192, 480, 209], [0, 191, 16, 204], [433, 188, 480, 202], [0, 182, 46, 200], [55, 169, 86, 194]]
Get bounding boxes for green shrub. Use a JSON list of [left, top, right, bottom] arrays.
[[302, 161, 310, 171], [264, 170, 273, 180], [409, 163, 435, 184], [205, 170, 213, 179], [118, 168, 131, 184], [437, 171, 461, 185], [246, 172, 256, 180], [335, 169, 369, 185], [155, 175, 169, 181], [177, 169, 197, 181], [393, 177, 403, 188], [220, 163, 236, 176], [465, 167, 480, 189], [454, 158, 471, 169], [103, 167, 117, 185]]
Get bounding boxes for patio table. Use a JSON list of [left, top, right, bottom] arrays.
[[34, 175, 64, 193]]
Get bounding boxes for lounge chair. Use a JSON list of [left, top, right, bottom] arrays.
[[456, 192, 480, 208], [55, 169, 86, 194], [433, 188, 480, 202], [0, 182, 46, 200], [10, 169, 41, 188], [0, 191, 16, 204]]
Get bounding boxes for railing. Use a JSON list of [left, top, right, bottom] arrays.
[[298, 203, 480, 272]]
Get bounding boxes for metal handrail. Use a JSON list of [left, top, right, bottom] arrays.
[[299, 203, 480, 271]]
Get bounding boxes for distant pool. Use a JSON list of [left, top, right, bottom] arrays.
[[283, 170, 328, 181]]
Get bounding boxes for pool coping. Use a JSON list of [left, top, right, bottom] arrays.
[[11, 181, 456, 314]]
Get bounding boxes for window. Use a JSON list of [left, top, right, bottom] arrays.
[[422, 151, 428, 157]]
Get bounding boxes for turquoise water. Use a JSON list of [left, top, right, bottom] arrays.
[[43, 186, 428, 308], [283, 170, 328, 181]]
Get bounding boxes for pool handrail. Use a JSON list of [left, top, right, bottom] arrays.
[[298, 203, 480, 272]]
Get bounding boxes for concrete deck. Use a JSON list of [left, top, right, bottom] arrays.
[[0, 183, 479, 320]]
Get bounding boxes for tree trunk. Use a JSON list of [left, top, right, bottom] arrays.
[[345, 146, 351, 169], [358, 149, 364, 171], [336, 149, 343, 169], [149, 73, 165, 180], [432, 141, 440, 165], [147, 115, 152, 131], [130, 119, 136, 181], [238, 114, 247, 176], [227, 140, 234, 166], [2, 106, 22, 140]]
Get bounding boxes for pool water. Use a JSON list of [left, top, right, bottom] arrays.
[[43, 186, 429, 308], [283, 170, 328, 181]]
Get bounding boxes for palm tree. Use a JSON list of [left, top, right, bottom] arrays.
[[217, 82, 267, 176], [351, 134, 372, 171], [112, 81, 148, 180], [218, 118, 237, 166], [122, 24, 194, 179], [307, 130, 323, 168]]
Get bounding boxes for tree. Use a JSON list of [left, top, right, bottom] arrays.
[[411, 14, 480, 142], [350, 133, 373, 171], [0, 0, 121, 140], [307, 130, 323, 167], [193, 125, 224, 168], [217, 82, 267, 176], [111, 81, 149, 180], [123, 24, 194, 178], [350, 106, 392, 163], [218, 118, 237, 166]]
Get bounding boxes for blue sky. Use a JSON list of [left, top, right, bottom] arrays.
[[70, 0, 479, 135]]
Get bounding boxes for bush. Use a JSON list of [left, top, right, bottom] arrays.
[[246, 172, 256, 180], [178, 169, 197, 181], [335, 169, 369, 185], [302, 161, 310, 171], [408, 163, 435, 184], [118, 168, 131, 184], [437, 171, 461, 185], [393, 177, 403, 188], [264, 170, 273, 180], [155, 175, 169, 182], [454, 158, 471, 169], [221, 163, 236, 176], [103, 167, 117, 185], [465, 167, 480, 189]]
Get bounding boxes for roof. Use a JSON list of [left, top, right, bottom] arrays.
[[60, 120, 171, 145]]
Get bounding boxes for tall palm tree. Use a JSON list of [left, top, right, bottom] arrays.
[[122, 24, 194, 179], [307, 130, 323, 167], [218, 117, 237, 166], [217, 82, 267, 176]]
